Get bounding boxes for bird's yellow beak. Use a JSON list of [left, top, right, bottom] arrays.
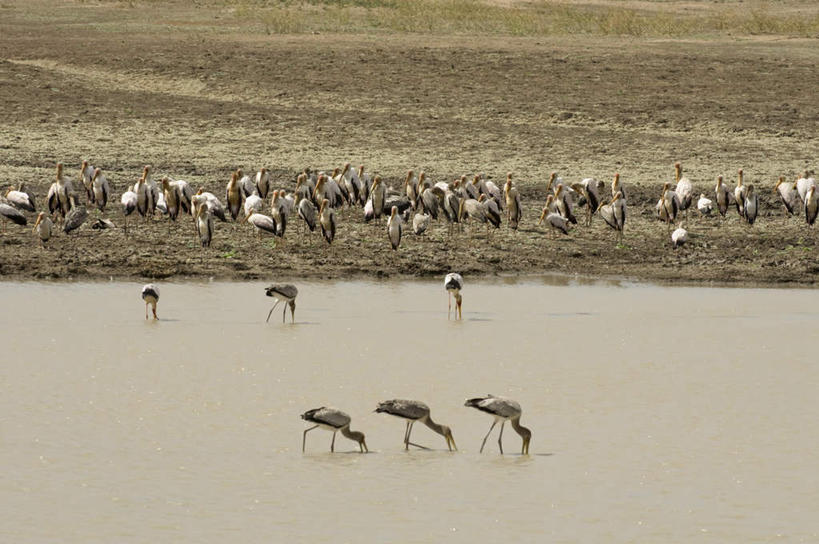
[[447, 432, 457, 451], [538, 209, 546, 225], [522, 436, 530, 455]]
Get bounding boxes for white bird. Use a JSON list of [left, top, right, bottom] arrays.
[[796, 170, 816, 203], [265, 283, 298, 323], [79, 160, 95, 203], [141, 284, 160, 320], [243, 194, 263, 217], [553, 183, 577, 225], [301, 407, 367, 453], [671, 224, 688, 248], [504, 173, 522, 230], [673, 162, 694, 213], [319, 198, 336, 245], [195, 188, 226, 222], [255, 167, 271, 199], [120, 185, 137, 235], [91, 168, 110, 212], [31, 212, 53, 246], [47, 162, 74, 219], [538, 195, 569, 237], [244, 210, 276, 238], [773, 176, 800, 216], [412, 212, 430, 236], [656, 182, 679, 225], [270, 190, 287, 238], [697, 193, 713, 216], [195, 204, 213, 247], [444, 272, 463, 320], [465, 395, 531, 455], [5, 185, 35, 212], [734, 168, 747, 218], [404, 170, 419, 209], [375, 399, 456, 451], [805, 185, 818, 226], [598, 191, 625, 240], [387, 206, 402, 250]]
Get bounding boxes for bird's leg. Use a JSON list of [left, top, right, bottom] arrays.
[[498, 421, 505, 454], [290, 304, 295, 324], [480, 421, 497, 453], [447, 293, 451, 320], [457, 300, 462, 320], [331, 431, 336, 453], [145, 302, 149, 320], [152, 303, 158, 320], [266, 300, 281, 323], [403, 422, 430, 449], [282, 304, 287, 324], [403, 421, 411, 450], [303, 425, 318, 452]]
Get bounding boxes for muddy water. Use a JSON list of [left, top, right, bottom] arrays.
[[2, 279, 818, 543]]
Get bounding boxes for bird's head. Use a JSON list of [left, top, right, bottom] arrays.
[[161, 177, 171, 189], [520, 427, 532, 455], [372, 175, 381, 188], [56, 162, 63, 177], [92, 168, 101, 181], [357, 164, 364, 176], [143, 165, 151, 176], [349, 430, 367, 453], [32, 212, 44, 231], [773, 176, 784, 194]]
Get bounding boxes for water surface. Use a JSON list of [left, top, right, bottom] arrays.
[[2, 279, 818, 542]]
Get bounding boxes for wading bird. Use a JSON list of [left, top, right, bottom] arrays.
[[774, 176, 800, 216], [375, 399, 456, 451], [6, 185, 35, 212], [141, 284, 159, 320], [805, 185, 818, 226], [121, 185, 137, 235], [91, 168, 110, 212], [32, 212, 53, 246], [671, 224, 688, 248], [464, 395, 531, 455], [539, 195, 569, 237], [319, 199, 336, 245], [504, 173, 522, 230], [697, 194, 713, 216], [734, 168, 747, 218], [715, 175, 731, 218], [63, 197, 87, 234], [387, 206, 402, 250], [47, 162, 74, 220], [743, 184, 758, 225], [265, 283, 298, 324], [301, 407, 367, 453], [0, 202, 27, 232], [674, 162, 694, 214], [445, 272, 463, 320], [412, 212, 430, 236]]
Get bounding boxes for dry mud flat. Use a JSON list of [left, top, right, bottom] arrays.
[[0, 2, 818, 284]]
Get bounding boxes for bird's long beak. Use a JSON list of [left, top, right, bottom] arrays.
[[522, 436, 530, 455], [361, 439, 368, 453], [448, 432, 457, 451], [241, 212, 250, 224], [538, 209, 546, 225]]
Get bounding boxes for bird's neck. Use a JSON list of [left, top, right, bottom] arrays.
[[510, 417, 529, 437], [423, 416, 445, 436], [340, 426, 358, 440]]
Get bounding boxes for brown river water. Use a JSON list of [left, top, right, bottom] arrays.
[[2, 278, 818, 542]]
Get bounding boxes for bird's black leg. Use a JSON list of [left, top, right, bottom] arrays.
[[266, 300, 281, 323], [303, 425, 318, 452], [331, 431, 336, 453], [498, 421, 505, 455]]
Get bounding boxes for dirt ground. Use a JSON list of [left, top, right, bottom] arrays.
[[1, 1, 818, 285]]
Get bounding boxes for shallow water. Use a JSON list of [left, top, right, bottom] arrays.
[[2, 278, 818, 543]]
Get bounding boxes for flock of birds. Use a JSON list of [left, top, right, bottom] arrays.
[[2, 160, 816, 251], [302, 395, 531, 455], [142, 274, 517, 455]]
